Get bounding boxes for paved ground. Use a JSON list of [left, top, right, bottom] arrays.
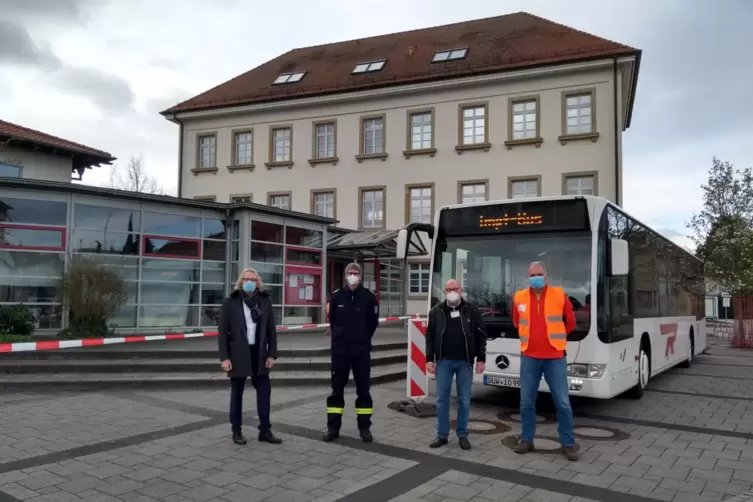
[[1, 336, 752, 502]]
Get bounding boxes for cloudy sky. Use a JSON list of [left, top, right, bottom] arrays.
[[2, 0, 752, 250]]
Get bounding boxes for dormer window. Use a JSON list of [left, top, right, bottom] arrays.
[[352, 60, 386, 74], [273, 72, 306, 84], [431, 48, 468, 63]]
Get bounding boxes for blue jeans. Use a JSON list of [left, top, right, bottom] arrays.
[[435, 360, 473, 439], [519, 355, 575, 446]]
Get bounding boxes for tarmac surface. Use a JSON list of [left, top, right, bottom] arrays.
[[0, 335, 751, 501]]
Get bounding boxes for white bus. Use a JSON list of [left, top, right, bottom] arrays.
[[397, 195, 705, 399]]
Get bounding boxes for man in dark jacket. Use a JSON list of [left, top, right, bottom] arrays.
[[218, 268, 282, 446], [323, 262, 379, 443], [425, 279, 486, 450]]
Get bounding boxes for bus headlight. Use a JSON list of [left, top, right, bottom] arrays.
[[567, 364, 607, 379]]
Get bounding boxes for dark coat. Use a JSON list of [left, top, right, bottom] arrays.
[[328, 284, 379, 356], [425, 299, 487, 366], [218, 289, 278, 378]]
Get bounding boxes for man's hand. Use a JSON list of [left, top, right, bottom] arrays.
[[475, 361, 485, 374], [427, 362, 436, 375], [221, 359, 232, 372], [266, 357, 275, 369]]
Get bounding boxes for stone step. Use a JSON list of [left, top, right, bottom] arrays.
[[0, 340, 406, 360], [0, 350, 406, 374], [0, 363, 408, 392]]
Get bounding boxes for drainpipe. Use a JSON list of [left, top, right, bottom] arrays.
[[613, 57, 620, 206], [174, 115, 185, 198]]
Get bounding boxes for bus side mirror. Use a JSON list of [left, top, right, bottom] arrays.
[[396, 229, 409, 260], [610, 239, 629, 276]]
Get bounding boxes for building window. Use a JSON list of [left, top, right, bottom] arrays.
[[193, 196, 216, 202], [352, 60, 386, 74], [198, 135, 216, 168], [409, 263, 430, 295], [511, 99, 537, 140], [510, 178, 540, 199], [407, 185, 432, 224], [268, 193, 291, 210], [459, 182, 487, 203], [565, 92, 594, 135], [233, 131, 253, 165], [273, 72, 306, 84], [312, 191, 335, 219], [271, 127, 292, 163], [565, 174, 596, 195], [461, 105, 487, 145], [230, 194, 252, 203], [314, 122, 336, 159], [409, 111, 433, 151], [0, 163, 21, 178], [360, 188, 384, 229], [432, 48, 468, 63], [362, 117, 385, 155]]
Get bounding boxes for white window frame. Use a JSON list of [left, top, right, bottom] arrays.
[[565, 175, 595, 195], [510, 179, 540, 199], [410, 112, 432, 151], [198, 135, 216, 168], [361, 189, 384, 228], [432, 48, 468, 62], [565, 92, 594, 135], [460, 183, 487, 204], [408, 186, 432, 224], [315, 123, 335, 159], [461, 105, 486, 145], [234, 131, 253, 165], [409, 263, 431, 295], [230, 194, 252, 203], [274, 72, 306, 84], [313, 191, 335, 218], [363, 118, 384, 155], [269, 194, 290, 210], [512, 100, 537, 140], [273, 127, 292, 163], [352, 60, 386, 74], [0, 162, 22, 178]]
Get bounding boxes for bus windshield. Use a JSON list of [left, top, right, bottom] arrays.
[[431, 232, 592, 339]]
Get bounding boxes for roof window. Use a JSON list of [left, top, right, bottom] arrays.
[[273, 72, 306, 84], [431, 48, 468, 63], [352, 60, 386, 74]]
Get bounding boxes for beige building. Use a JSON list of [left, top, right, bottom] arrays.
[[163, 12, 641, 315], [0, 119, 115, 182]]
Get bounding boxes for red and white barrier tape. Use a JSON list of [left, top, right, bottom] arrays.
[[0, 315, 417, 353]]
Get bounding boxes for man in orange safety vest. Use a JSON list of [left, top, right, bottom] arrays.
[[512, 261, 579, 461]]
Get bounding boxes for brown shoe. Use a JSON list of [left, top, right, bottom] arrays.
[[513, 440, 534, 454], [562, 445, 580, 461]]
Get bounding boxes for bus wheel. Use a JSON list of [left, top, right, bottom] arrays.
[[628, 339, 651, 400], [678, 330, 694, 368]]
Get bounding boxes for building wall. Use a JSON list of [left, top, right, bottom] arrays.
[[179, 64, 626, 315], [0, 186, 328, 333], [0, 147, 73, 183]]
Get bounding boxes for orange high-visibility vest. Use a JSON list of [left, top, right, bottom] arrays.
[[514, 286, 567, 353]]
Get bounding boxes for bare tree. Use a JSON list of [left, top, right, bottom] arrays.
[[107, 154, 163, 194]]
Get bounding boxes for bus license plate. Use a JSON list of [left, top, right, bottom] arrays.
[[485, 375, 521, 388]]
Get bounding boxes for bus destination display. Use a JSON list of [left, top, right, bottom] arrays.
[[440, 199, 589, 236]]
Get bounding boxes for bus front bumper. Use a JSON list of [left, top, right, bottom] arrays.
[[482, 370, 612, 399]]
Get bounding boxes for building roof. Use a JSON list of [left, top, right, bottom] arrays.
[[2, 177, 337, 225], [0, 119, 116, 172], [162, 12, 639, 116], [327, 228, 427, 258]]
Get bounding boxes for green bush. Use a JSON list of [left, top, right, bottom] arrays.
[[0, 304, 36, 336]]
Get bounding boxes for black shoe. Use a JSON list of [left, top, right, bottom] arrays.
[[322, 430, 339, 442], [429, 437, 448, 448], [513, 440, 534, 454], [459, 437, 472, 450], [232, 432, 247, 445], [258, 431, 282, 444], [359, 429, 373, 443]]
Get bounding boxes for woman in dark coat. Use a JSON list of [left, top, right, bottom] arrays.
[[218, 267, 282, 446]]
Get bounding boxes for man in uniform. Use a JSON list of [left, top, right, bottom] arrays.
[[323, 262, 379, 442]]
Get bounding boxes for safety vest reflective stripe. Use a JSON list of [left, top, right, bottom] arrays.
[[327, 407, 344, 414], [355, 408, 373, 415], [514, 286, 567, 352]]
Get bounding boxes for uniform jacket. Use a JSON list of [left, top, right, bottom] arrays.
[[328, 284, 379, 356], [218, 289, 278, 378], [425, 299, 487, 366]]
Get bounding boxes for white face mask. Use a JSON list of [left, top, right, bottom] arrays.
[[346, 274, 360, 287], [446, 291, 460, 304]]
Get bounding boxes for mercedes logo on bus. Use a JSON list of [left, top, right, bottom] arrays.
[[495, 355, 510, 370]]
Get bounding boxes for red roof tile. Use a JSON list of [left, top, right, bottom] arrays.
[[0, 119, 115, 164], [163, 12, 639, 115]]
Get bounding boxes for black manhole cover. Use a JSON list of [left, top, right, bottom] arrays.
[[450, 419, 511, 435], [573, 426, 630, 441]]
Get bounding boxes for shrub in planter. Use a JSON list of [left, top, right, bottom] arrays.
[[0, 304, 36, 337], [58, 256, 128, 339]]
